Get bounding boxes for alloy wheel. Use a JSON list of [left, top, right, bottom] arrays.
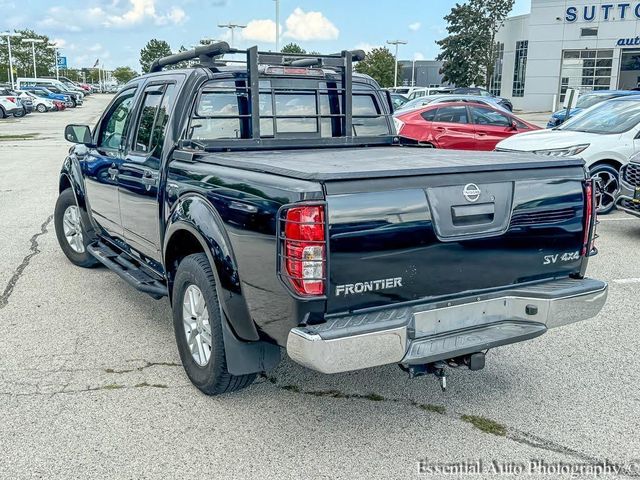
[[62, 205, 85, 253], [182, 284, 212, 367], [592, 170, 618, 213]]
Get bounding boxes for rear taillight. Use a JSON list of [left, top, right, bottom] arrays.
[[7, 96, 15, 103], [279, 205, 326, 296], [582, 179, 597, 256]]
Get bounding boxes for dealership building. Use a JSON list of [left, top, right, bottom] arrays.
[[494, 0, 640, 111]]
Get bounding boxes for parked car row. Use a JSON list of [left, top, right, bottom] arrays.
[[389, 86, 513, 111], [0, 76, 95, 119]]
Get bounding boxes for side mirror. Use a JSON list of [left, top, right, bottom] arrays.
[[65, 124, 93, 145], [510, 120, 518, 131]]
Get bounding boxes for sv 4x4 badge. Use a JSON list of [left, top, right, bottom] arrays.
[[543, 251, 580, 265]]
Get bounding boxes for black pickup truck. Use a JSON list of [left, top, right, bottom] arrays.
[[55, 43, 607, 395]]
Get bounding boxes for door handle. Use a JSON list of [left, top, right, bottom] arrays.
[[141, 171, 158, 186], [434, 126, 446, 132], [477, 132, 488, 136]]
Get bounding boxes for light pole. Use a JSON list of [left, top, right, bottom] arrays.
[[47, 44, 61, 80], [411, 59, 416, 87], [217, 23, 246, 48], [1, 32, 21, 88], [274, 0, 280, 51], [386, 40, 407, 88], [21, 38, 44, 78]]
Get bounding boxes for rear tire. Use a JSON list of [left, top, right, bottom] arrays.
[[0, 106, 6, 119], [36, 103, 47, 113], [54, 189, 99, 268], [172, 253, 256, 395], [13, 107, 26, 118]]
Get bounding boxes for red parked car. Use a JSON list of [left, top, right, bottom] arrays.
[[53, 100, 66, 111], [394, 102, 540, 150]]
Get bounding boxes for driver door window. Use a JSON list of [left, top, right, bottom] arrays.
[[98, 89, 137, 155]]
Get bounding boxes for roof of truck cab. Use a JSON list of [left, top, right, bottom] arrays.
[[196, 146, 585, 181]]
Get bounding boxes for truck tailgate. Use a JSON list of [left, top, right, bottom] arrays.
[[324, 165, 588, 315]]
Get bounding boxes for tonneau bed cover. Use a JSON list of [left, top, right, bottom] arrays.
[[196, 147, 585, 181]]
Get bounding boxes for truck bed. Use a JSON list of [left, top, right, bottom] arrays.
[[198, 146, 585, 181]]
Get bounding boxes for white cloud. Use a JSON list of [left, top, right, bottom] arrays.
[[104, 0, 188, 27], [39, 0, 188, 30], [355, 42, 381, 53], [413, 52, 425, 61], [242, 19, 279, 43], [408, 22, 421, 31], [51, 38, 67, 48], [166, 7, 187, 24], [283, 8, 338, 41]]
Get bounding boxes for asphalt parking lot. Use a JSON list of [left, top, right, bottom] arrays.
[[1, 97, 640, 479]]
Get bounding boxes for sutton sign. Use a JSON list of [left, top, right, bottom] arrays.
[[566, 3, 640, 22]]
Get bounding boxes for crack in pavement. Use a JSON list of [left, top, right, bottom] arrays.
[[261, 374, 640, 477], [103, 361, 181, 374], [0, 382, 187, 398], [0, 215, 53, 309]]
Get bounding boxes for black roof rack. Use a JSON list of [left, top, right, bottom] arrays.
[[151, 43, 393, 151], [149, 42, 232, 72]]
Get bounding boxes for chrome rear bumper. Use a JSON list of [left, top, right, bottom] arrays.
[[286, 278, 607, 374]]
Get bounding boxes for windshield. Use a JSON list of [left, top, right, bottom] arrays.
[[560, 99, 640, 134], [575, 94, 616, 109]]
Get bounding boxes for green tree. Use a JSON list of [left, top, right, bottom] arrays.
[[281, 43, 305, 54], [139, 39, 172, 74], [437, 0, 514, 87], [354, 47, 401, 88], [112, 66, 138, 84]]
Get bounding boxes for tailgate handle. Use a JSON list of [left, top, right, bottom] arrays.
[[451, 203, 495, 226]]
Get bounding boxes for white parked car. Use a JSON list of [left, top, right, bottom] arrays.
[[496, 96, 640, 213], [407, 87, 453, 100], [0, 90, 21, 118], [17, 90, 55, 113]]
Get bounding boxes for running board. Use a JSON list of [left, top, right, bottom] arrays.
[[87, 241, 168, 299]]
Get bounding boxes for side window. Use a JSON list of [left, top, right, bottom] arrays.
[[133, 86, 164, 153], [421, 109, 437, 122], [150, 84, 177, 158], [434, 105, 468, 124], [97, 88, 137, 152], [470, 106, 511, 126], [131, 83, 177, 157]]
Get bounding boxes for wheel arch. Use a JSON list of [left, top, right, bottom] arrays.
[[589, 158, 623, 173], [163, 194, 259, 342]]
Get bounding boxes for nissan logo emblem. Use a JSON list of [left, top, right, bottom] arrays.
[[463, 183, 481, 202]]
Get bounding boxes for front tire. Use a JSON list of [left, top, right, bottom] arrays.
[[54, 189, 98, 268], [590, 164, 619, 215], [36, 103, 47, 113], [172, 253, 256, 395]]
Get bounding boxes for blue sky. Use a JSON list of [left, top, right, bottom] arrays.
[[1, 0, 532, 71]]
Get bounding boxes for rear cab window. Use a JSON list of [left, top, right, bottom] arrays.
[[189, 77, 391, 141]]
